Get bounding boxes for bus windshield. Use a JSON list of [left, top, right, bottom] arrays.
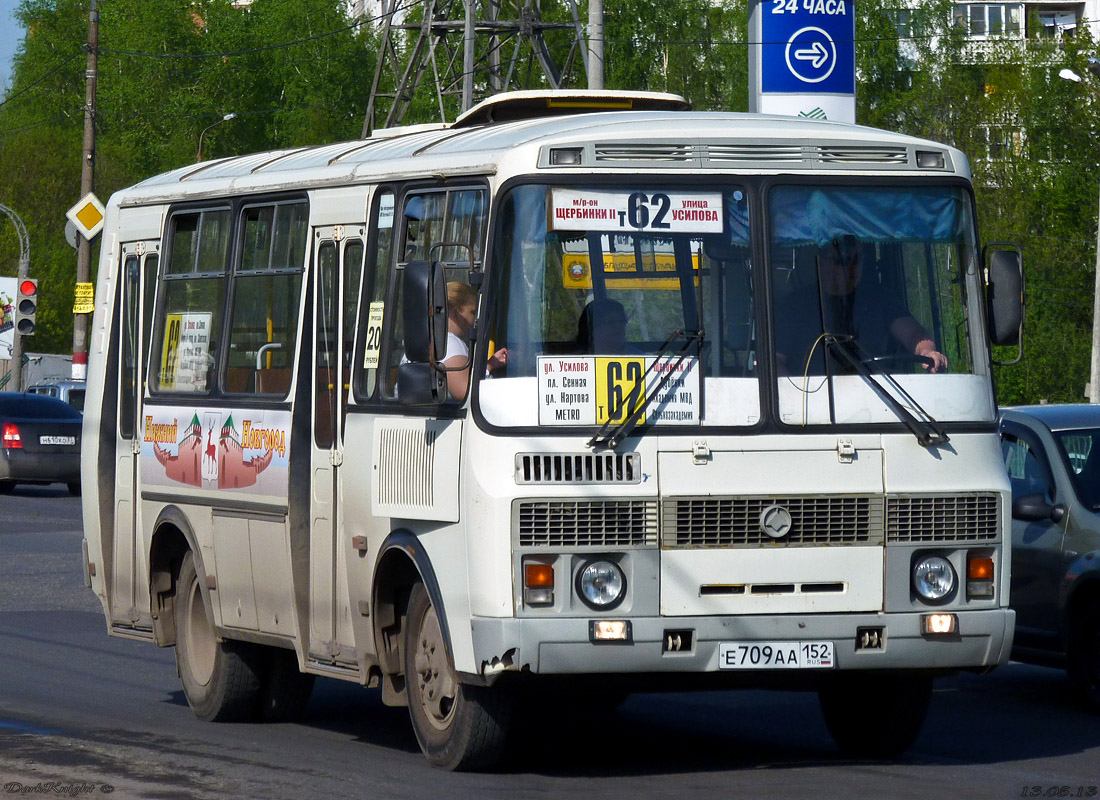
[[480, 181, 993, 431], [482, 183, 758, 429], [770, 184, 991, 428]]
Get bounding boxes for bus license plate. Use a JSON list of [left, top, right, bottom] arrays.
[[39, 435, 76, 446], [718, 641, 834, 669]]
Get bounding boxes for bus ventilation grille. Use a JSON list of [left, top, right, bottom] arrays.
[[886, 493, 999, 542], [515, 453, 641, 485], [661, 496, 883, 549], [516, 500, 658, 548]]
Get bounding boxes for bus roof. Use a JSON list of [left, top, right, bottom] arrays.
[[113, 103, 968, 207]]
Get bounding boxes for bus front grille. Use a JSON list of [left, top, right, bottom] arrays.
[[516, 500, 659, 548], [515, 452, 641, 485], [661, 496, 883, 549], [886, 493, 1000, 542]]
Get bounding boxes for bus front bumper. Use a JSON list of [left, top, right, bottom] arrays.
[[467, 608, 1015, 677]]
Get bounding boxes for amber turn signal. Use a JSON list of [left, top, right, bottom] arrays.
[[524, 563, 554, 587]]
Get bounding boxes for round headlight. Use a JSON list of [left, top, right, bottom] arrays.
[[912, 555, 956, 602], [576, 560, 626, 610]]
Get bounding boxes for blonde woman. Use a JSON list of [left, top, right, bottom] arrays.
[[443, 281, 507, 401]]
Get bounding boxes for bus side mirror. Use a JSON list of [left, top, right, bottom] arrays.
[[983, 245, 1024, 364], [398, 260, 448, 404]]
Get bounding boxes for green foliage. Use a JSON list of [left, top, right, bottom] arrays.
[[0, 0, 1097, 405]]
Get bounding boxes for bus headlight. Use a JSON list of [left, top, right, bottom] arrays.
[[576, 560, 626, 610], [912, 555, 956, 602]]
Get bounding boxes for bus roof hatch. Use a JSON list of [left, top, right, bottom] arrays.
[[451, 90, 691, 129]]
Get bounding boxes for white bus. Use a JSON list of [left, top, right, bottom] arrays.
[[81, 91, 1024, 770]]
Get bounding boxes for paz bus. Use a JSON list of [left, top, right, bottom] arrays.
[[81, 90, 1024, 770]]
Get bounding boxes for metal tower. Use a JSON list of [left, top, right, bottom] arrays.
[[362, 0, 589, 136]]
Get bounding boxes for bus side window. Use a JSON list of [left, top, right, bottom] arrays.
[[224, 201, 307, 397], [381, 187, 487, 400], [357, 190, 394, 399], [151, 208, 230, 394]]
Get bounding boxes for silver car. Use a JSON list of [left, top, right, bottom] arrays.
[[999, 404, 1100, 709]]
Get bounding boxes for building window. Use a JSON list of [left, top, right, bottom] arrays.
[[953, 4, 1023, 38]]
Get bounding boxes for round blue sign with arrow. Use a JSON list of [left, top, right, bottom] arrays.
[[761, 0, 854, 94]]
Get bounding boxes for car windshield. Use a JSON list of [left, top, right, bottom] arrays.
[[1056, 428, 1100, 509]]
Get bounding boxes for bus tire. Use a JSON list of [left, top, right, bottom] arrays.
[[818, 673, 932, 759], [258, 648, 315, 722], [174, 551, 262, 722], [1068, 597, 1100, 712], [403, 583, 511, 771]]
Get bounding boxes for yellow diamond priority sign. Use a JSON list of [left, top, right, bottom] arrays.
[[66, 192, 106, 241]]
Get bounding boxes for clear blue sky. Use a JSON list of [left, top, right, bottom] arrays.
[[0, 3, 24, 98]]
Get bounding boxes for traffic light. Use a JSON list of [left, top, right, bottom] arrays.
[[15, 278, 37, 336]]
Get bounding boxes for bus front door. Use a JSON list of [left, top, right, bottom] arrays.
[[110, 243, 158, 632], [307, 229, 362, 665]]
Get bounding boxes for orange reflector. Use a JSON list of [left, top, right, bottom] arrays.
[[968, 556, 994, 580], [525, 563, 554, 587]]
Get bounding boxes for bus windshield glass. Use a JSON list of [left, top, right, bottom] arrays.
[[769, 184, 993, 427], [481, 183, 758, 429]]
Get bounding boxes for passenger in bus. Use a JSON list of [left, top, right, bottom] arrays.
[[775, 235, 948, 376], [574, 299, 632, 354], [443, 281, 508, 401]]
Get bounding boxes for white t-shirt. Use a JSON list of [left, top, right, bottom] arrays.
[[443, 332, 468, 363]]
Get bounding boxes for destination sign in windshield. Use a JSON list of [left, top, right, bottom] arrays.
[[550, 190, 724, 234]]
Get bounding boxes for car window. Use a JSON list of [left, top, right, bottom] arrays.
[[1056, 428, 1100, 510], [1002, 434, 1053, 502]]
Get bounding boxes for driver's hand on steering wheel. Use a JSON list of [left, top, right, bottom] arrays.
[[915, 340, 948, 373]]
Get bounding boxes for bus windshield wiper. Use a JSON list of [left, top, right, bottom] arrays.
[[825, 336, 949, 448], [587, 328, 704, 451]]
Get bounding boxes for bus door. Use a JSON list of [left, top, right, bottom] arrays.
[[111, 241, 159, 630], [308, 226, 364, 663]]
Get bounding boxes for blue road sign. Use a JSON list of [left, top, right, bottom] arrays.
[[761, 0, 855, 94]]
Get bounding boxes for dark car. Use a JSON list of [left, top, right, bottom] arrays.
[[0, 392, 82, 495], [999, 404, 1100, 709]]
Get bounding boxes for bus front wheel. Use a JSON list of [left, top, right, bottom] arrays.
[[818, 672, 932, 759], [403, 583, 512, 770], [174, 551, 262, 721]]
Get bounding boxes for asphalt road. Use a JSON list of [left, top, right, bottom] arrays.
[[1, 485, 1098, 799]]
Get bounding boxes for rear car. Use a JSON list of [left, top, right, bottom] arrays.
[[999, 404, 1100, 709], [0, 392, 83, 495]]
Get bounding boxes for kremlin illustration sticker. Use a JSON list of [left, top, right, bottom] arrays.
[[142, 407, 290, 493]]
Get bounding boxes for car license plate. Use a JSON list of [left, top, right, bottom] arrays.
[[39, 435, 75, 446], [718, 641, 834, 669]]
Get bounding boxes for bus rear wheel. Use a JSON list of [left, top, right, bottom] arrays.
[[818, 673, 932, 759], [174, 552, 262, 721], [403, 583, 511, 770]]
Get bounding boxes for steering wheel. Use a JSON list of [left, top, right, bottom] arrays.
[[861, 354, 937, 372]]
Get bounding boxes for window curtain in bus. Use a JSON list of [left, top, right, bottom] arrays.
[[770, 187, 964, 246]]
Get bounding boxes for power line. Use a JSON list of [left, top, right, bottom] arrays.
[[0, 51, 84, 109]]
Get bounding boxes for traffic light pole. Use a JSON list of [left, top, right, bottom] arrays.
[[73, 0, 98, 382], [0, 204, 29, 392]]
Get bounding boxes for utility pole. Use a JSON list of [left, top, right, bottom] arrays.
[[588, 0, 603, 90], [0, 204, 29, 392], [73, 0, 98, 382], [362, 0, 587, 136]]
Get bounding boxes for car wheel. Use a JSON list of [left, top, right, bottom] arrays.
[[1068, 597, 1100, 712], [67, 481, 81, 496], [819, 673, 932, 758], [174, 552, 263, 721], [404, 583, 512, 770]]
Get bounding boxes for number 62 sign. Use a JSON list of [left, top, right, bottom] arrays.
[[550, 189, 724, 234]]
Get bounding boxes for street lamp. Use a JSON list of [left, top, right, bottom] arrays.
[[1060, 63, 1100, 402], [196, 112, 237, 163]]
